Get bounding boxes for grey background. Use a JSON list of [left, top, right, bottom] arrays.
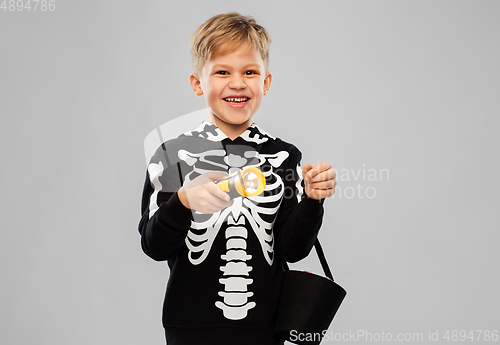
[[1, 1, 499, 344]]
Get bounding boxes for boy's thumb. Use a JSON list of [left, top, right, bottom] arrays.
[[302, 163, 313, 180]]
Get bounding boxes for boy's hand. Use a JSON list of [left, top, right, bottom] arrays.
[[177, 172, 234, 214], [302, 162, 337, 200]]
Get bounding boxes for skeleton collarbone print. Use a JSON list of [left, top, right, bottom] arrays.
[[140, 120, 325, 329]]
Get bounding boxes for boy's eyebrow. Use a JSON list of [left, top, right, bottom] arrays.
[[212, 63, 261, 70]]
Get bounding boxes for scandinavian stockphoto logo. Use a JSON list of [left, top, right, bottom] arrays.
[[330, 164, 390, 200]]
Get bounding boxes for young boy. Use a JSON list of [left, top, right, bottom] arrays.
[[138, 12, 336, 345]]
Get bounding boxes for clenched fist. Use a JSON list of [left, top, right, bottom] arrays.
[[302, 161, 337, 200]]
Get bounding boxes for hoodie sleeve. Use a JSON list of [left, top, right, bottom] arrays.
[[138, 146, 193, 262], [273, 145, 325, 263]]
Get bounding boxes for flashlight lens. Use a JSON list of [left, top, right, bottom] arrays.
[[242, 172, 259, 193]]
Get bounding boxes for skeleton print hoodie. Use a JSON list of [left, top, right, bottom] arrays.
[[138, 121, 325, 344]]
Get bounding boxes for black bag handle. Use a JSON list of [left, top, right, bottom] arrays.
[[281, 238, 335, 281]]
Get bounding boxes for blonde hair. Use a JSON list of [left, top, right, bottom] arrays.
[[189, 12, 272, 77]]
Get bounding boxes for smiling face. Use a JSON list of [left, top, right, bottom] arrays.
[[190, 42, 272, 139]]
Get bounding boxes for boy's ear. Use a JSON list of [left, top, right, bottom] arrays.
[[189, 73, 203, 96], [263, 72, 272, 95]]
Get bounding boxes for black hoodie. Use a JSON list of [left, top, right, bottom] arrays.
[[138, 121, 325, 344]]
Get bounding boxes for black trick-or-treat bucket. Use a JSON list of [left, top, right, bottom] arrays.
[[275, 239, 347, 345]]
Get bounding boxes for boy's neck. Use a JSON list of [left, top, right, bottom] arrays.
[[209, 114, 253, 141]]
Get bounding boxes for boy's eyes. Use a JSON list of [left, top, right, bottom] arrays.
[[215, 71, 257, 75]]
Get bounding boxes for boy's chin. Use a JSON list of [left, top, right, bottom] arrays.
[[212, 113, 252, 126], [222, 118, 252, 127]]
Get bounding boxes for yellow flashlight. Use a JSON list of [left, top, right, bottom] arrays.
[[215, 167, 266, 199]]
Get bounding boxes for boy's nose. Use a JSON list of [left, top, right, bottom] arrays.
[[228, 76, 247, 89]]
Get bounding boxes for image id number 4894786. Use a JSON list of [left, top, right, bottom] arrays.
[[1, 0, 55, 11]]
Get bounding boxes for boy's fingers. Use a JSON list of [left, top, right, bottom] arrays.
[[209, 194, 234, 211], [308, 179, 336, 189], [184, 171, 228, 189], [310, 162, 332, 175], [305, 164, 321, 180], [206, 197, 231, 210], [307, 168, 336, 183], [306, 162, 333, 180], [303, 163, 313, 171], [302, 163, 313, 179], [192, 189, 231, 211], [206, 181, 231, 202]]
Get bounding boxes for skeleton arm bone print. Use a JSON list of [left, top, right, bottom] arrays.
[[138, 172, 193, 262], [138, 137, 205, 261]]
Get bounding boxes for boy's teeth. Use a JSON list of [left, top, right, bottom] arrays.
[[225, 97, 248, 102]]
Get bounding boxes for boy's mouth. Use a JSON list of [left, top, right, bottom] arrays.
[[223, 97, 251, 108], [223, 97, 250, 103]]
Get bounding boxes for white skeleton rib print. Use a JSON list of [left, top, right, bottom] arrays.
[[180, 146, 290, 320]]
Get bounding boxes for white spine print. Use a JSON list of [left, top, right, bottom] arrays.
[[215, 205, 256, 320]]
